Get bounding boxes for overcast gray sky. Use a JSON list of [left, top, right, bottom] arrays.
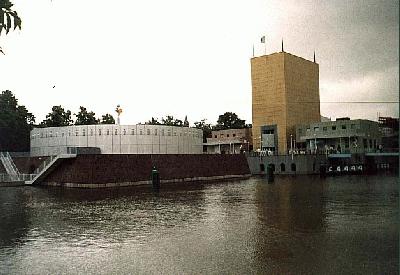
[[0, 0, 398, 125]]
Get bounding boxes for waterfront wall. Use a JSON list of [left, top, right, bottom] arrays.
[[41, 154, 251, 188], [247, 154, 327, 175]]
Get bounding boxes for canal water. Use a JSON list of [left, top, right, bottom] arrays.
[[0, 175, 398, 274]]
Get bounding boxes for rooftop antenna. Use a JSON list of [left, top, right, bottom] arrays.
[[281, 39, 284, 52], [115, 104, 123, 125], [313, 51, 316, 63]]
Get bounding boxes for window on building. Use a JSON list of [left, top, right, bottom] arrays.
[[123, 129, 126, 135], [115, 129, 118, 135], [75, 130, 79, 136], [233, 134, 236, 137], [140, 130, 143, 135], [351, 124, 356, 129], [106, 129, 110, 135], [174, 132, 177, 136], [131, 129, 135, 135], [306, 127, 310, 132], [154, 129, 157, 136], [299, 129, 303, 134], [369, 139, 373, 148], [62, 132, 65, 137], [82, 129, 86, 136], [214, 135, 217, 138], [291, 163, 296, 172], [363, 138, 367, 148], [147, 129, 150, 135], [342, 125, 346, 130], [49, 131, 53, 137], [90, 129, 93, 136], [161, 129, 165, 136], [374, 139, 377, 148], [323, 127, 327, 131], [280, 163, 286, 172], [99, 129, 102, 136], [332, 126, 336, 130], [314, 127, 320, 131], [227, 134, 230, 137]]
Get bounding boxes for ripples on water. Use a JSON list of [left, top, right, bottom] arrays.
[[0, 175, 398, 274]]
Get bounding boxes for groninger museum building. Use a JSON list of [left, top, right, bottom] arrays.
[[30, 124, 203, 157]]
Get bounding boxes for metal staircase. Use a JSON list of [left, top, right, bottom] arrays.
[[25, 153, 77, 185], [0, 152, 20, 181]]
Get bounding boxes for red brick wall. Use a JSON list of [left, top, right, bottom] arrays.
[[43, 154, 250, 184]]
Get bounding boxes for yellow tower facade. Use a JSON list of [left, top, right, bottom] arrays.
[[251, 52, 320, 154]]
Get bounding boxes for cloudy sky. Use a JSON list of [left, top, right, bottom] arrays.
[[0, 0, 398, 125]]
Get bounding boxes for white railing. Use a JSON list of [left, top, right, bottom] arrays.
[[0, 173, 36, 182], [0, 152, 20, 176]]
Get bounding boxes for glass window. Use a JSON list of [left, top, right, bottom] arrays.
[[131, 129, 135, 135], [214, 135, 217, 138], [68, 131, 71, 136], [90, 129, 93, 136], [323, 127, 327, 131], [227, 134, 230, 137], [161, 129, 164, 136], [167, 130, 171, 136], [106, 129, 110, 135], [75, 130, 79, 136], [314, 127, 320, 131], [123, 129, 126, 135], [49, 131, 53, 137], [62, 132, 65, 137], [154, 129, 158, 136], [174, 132, 177, 136], [147, 129, 150, 135], [115, 129, 118, 135], [342, 125, 346, 130], [332, 126, 336, 130], [306, 127, 310, 132], [233, 134, 236, 137], [99, 129, 102, 136], [82, 129, 86, 136], [140, 130, 143, 135], [351, 124, 356, 129]]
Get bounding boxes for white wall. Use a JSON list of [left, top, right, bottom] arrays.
[[30, 125, 203, 156]]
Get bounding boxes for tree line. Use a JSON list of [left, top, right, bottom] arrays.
[[0, 90, 251, 151]]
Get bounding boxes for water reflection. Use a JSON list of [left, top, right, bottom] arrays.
[[0, 175, 398, 274]]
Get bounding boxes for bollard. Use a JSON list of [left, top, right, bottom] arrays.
[[319, 164, 326, 178], [151, 166, 160, 190], [267, 164, 274, 183]]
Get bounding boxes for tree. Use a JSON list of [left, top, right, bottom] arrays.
[[214, 112, 246, 130], [0, 0, 22, 54], [183, 115, 189, 127], [40, 105, 72, 127], [74, 106, 99, 125], [161, 115, 183, 126], [0, 90, 35, 151], [145, 117, 161, 125], [194, 119, 212, 143], [100, 113, 115, 124]]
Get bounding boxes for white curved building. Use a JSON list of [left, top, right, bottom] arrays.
[[30, 125, 203, 156]]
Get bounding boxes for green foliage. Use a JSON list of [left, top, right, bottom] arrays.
[[0, 90, 35, 151], [162, 115, 183, 126], [40, 105, 73, 127], [0, 0, 22, 54], [74, 106, 99, 125], [145, 117, 161, 125], [194, 119, 212, 143], [100, 113, 115, 124], [214, 112, 246, 130]]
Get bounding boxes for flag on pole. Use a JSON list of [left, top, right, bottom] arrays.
[[260, 36, 266, 43]]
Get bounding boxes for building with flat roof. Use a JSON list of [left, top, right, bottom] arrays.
[[205, 128, 252, 154], [30, 125, 203, 156], [251, 51, 320, 154], [296, 119, 382, 154]]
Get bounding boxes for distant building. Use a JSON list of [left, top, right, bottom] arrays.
[[30, 125, 203, 156], [378, 116, 399, 150], [205, 128, 252, 154], [296, 119, 382, 154], [321, 116, 331, 122], [251, 51, 320, 154]]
